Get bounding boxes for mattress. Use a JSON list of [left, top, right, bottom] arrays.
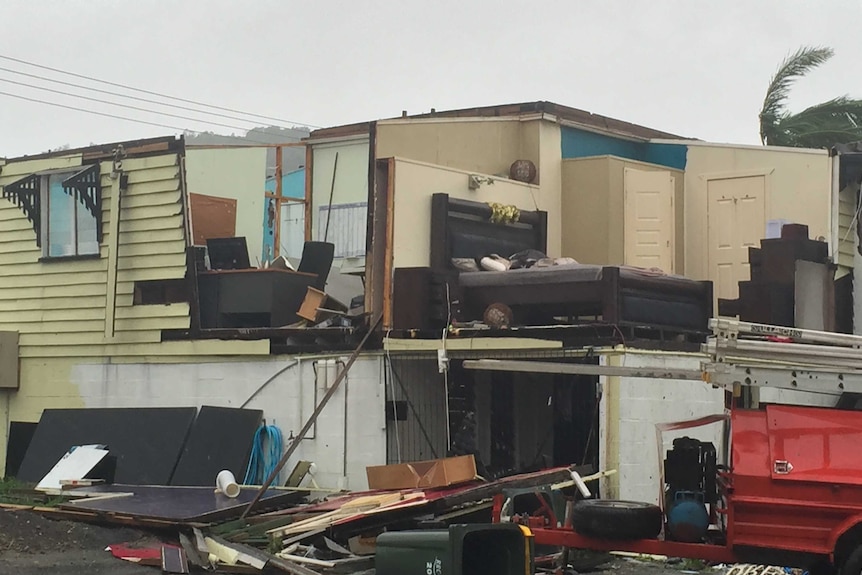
[[458, 263, 603, 287]]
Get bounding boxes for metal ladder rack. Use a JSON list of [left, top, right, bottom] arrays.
[[463, 319, 862, 398], [703, 319, 862, 396]]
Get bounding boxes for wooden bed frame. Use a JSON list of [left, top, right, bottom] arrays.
[[391, 193, 713, 333]]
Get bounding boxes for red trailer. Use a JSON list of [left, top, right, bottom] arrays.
[[482, 320, 862, 575]]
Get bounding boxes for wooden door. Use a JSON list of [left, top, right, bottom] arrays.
[[707, 176, 766, 300], [624, 168, 675, 272]]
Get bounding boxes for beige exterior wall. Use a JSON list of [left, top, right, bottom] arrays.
[[309, 138, 370, 270], [377, 118, 534, 177], [561, 156, 684, 272], [185, 147, 267, 263], [389, 158, 550, 268], [684, 144, 831, 281], [378, 117, 562, 258], [0, 150, 268, 475]]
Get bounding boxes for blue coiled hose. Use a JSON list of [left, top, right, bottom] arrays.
[[244, 423, 284, 485]]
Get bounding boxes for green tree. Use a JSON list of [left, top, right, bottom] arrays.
[[759, 46, 862, 148]]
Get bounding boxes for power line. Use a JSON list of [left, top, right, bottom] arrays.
[[0, 65, 304, 131], [0, 76, 286, 134], [0, 53, 321, 129], [0, 90, 188, 131], [0, 90, 294, 147]]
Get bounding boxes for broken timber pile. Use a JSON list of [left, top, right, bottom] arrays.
[[5, 463, 589, 574]]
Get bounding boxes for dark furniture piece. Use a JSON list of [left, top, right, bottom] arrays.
[[391, 193, 712, 332], [198, 268, 318, 329], [458, 264, 713, 331], [717, 224, 837, 331], [297, 241, 335, 290], [206, 237, 251, 270]]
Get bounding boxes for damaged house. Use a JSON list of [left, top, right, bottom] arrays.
[[0, 101, 853, 503]]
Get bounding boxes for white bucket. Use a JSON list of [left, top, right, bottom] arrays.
[[216, 469, 240, 498]]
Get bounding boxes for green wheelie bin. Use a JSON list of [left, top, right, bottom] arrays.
[[376, 523, 534, 575]]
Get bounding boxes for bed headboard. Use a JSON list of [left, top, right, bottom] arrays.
[[429, 193, 548, 271]]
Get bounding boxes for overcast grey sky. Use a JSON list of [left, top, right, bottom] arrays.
[[1, 1, 860, 157]]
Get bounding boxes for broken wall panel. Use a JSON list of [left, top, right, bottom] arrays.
[[16, 407, 197, 485]]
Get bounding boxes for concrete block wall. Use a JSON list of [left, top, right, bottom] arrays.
[[72, 354, 387, 490], [601, 352, 725, 505]]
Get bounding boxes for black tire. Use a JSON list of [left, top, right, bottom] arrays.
[[571, 499, 663, 540], [842, 546, 862, 575]]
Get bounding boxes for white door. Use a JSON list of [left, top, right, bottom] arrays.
[[279, 201, 306, 261], [624, 168, 675, 273], [707, 176, 766, 300]]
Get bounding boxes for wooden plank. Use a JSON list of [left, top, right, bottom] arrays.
[[0, 296, 106, 311], [0, 260, 107, 278], [19, 330, 161, 348]]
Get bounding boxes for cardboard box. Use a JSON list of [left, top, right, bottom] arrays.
[[298, 287, 348, 323], [366, 455, 477, 490]]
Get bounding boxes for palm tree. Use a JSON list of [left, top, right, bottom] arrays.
[[759, 46, 862, 148]]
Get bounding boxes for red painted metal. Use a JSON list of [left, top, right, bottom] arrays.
[[530, 528, 738, 563], [519, 405, 862, 566]]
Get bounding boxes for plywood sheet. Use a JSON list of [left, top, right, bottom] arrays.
[[17, 408, 197, 485], [190, 193, 237, 246], [64, 484, 305, 522], [170, 406, 263, 486]]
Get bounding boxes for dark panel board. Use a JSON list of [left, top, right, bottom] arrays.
[[64, 484, 306, 523], [16, 408, 197, 485], [170, 406, 263, 487], [5, 421, 38, 478]]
